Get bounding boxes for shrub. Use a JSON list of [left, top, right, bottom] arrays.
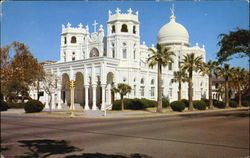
[[201, 98, 209, 107], [128, 99, 144, 110], [193, 100, 207, 110], [141, 98, 157, 108], [162, 98, 170, 108], [0, 100, 8, 111], [24, 100, 45, 113], [170, 101, 185, 112], [181, 99, 189, 107], [113, 98, 158, 110], [112, 99, 132, 110], [7, 102, 26, 109], [214, 100, 225, 109], [229, 100, 237, 108], [242, 100, 249, 107]]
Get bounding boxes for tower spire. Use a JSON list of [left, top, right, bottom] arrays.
[[170, 4, 176, 22]]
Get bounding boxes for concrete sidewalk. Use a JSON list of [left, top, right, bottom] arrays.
[[1, 107, 249, 118]]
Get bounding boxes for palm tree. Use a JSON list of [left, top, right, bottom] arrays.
[[181, 53, 204, 111], [148, 43, 175, 113], [231, 67, 248, 107], [203, 60, 218, 109], [113, 83, 132, 111], [216, 64, 233, 107], [172, 70, 188, 101]]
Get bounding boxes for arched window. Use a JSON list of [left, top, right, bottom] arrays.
[[133, 43, 136, 59], [82, 51, 85, 59], [64, 37, 67, 44], [122, 49, 127, 59], [112, 43, 115, 58], [112, 25, 116, 33], [71, 36, 77, 43], [123, 77, 126, 82], [72, 52, 75, 61], [168, 62, 173, 71], [133, 26, 136, 34], [90, 48, 99, 57], [151, 79, 154, 85], [141, 78, 144, 84], [122, 42, 127, 59], [63, 52, 66, 62], [121, 24, 128, 32]]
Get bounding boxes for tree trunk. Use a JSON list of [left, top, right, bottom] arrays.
[[178, 81, 182, 101], [37, 80, 40, 100], [121, 94, 124, 111], [157, 64, 163, 113], [188, 71, 193, 111], [208, 75, 213, 109], [225, 80, 229, 107], [238, 84, 242, 107]]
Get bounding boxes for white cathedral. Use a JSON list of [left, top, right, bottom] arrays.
[[30, 8, 208, 111]]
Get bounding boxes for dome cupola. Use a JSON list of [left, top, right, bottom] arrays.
[[158, 6, 189, 46]]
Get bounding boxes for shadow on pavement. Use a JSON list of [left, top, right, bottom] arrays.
[[16, 139, 81, 158], [65, 153, 153, 158], [180, 109, 249, 118]]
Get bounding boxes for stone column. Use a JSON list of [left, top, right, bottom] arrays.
[[92, 84, 97, 110], [45, 93, 49, 109], [57, 90, 62, 109], [84, 85, 90, 110], [101, 84, 106, 111], [51, 93, 56, 109], [106, 84, 111, 105]]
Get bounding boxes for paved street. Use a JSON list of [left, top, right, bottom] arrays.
[[1, 109, 249, 158]]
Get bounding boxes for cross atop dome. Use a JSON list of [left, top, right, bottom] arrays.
[[170, 4, 175, 16], [170, 4, 176, 22]]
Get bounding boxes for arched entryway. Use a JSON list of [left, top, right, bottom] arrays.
[[61, 73, 70, 106], [107, 72, 114, 105], [75, 72, 85, 108]]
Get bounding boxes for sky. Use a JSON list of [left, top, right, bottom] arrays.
[[1, 1, 249, 68]]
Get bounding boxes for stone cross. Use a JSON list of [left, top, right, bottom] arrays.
[[127, 8, 132, 14], [78, 23, 83, 28], [116, 8, 121, 14], [92, 20, 98, 32], [67, 22, 71, 28]]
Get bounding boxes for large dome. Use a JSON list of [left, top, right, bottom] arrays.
[[158, 14, 189, 46]]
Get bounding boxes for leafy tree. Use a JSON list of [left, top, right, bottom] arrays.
[[112, 83, 132, 111], [42, 71, 59, 112], [217, 28, 250, 63], [203, 60, 218, 109], [231, 67, 249, 107], [0, 42, 44, 102], [215, 64, 233, 107], [172, 70, 188, 101], [148, 43, 175, 113], [181, 53, 204, 111]]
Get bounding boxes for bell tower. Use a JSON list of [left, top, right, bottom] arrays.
[[106, 8, 140, 64]]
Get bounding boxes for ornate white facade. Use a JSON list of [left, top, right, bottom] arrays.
[[30, 8, 208, 111]]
